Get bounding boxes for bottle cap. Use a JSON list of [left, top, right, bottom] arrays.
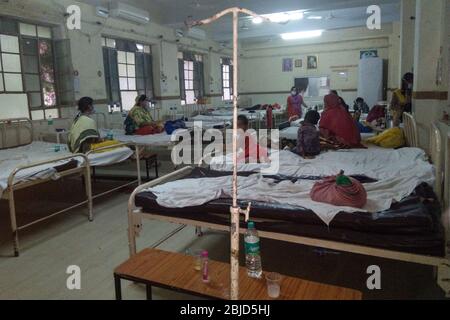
[[248, 221, 255, 229], [201, 250, 208, 258]]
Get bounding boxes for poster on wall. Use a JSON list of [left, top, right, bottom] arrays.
[[307, 56, 318, 69], [282, 58, 293, 72], [360, 49, 378, 59], [295, 59, 302, 68]]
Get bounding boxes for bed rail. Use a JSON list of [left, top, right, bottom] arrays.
[[430, 123, 443, 203], [127, 166, 194, 256], [403, 112, 419, 148], [0, 118, 34, 149], [6, 153, 92, 256]]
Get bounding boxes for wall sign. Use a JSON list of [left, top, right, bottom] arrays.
[[360, 49, 378, 59], [282, 58, 293, 72]]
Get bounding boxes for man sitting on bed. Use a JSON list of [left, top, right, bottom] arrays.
[[237, 115, 269, 163]]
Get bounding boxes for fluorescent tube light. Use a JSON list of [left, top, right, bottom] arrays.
[[281, 30, 324, 40], [252, 10, 304, 24]]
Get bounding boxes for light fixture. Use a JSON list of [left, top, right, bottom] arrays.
[[252, 10, 304, 24], [306, 15, 323, 20], [281, 29, 324, 40], [253, 17, 263, 24]]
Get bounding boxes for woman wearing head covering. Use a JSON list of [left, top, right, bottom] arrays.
[[390, 72, 413, 126], [126, 95, 163, 135], [68, 97, 101, 153], [320, 94, 363, 148], [287, 87, 308, 122]]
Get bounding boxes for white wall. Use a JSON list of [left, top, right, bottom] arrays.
[[239, 24, 399, 108]]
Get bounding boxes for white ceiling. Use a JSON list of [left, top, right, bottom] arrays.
[[81, 0, 401, 42]]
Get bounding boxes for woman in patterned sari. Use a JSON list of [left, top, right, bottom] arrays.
[[126, 95, 164, 135], [68, 97, 102, 153]]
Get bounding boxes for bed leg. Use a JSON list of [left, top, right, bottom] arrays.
[[84, 165, 93, 222], [195, 226, 203, 237], [128, 210, 140, 257], [8, 188, 20, 257], [437, 263, 450, 298], [135, 147, 141, 185]]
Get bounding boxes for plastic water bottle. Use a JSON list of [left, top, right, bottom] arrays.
[[47, 115, 54, 134], [245, 221, 262, 278], [201, 250, 210, 283], [107, 129, 114, 140]]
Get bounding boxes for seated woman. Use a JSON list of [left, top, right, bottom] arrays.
[[68, 97, 102, 153], [319, 94, 363, 148], [237, 115, 269, 162], [353, 97, 370, 113], [295, 110, 321, 158], [126, 95, 164, 135]]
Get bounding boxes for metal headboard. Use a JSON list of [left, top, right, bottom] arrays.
[[403, 112, 419, 148], [0, 118, 34, 150], [430, 123, 443, 204]]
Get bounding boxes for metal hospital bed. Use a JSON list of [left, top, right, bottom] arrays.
[[124, 113, 450, 297], [0, 118, 142, 256]]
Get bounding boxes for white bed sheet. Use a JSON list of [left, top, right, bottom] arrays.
[[0, 141, 133, 198], [193, 147, 435, 225], [99, 128, 187, 147], [185, 121, 230, 130]]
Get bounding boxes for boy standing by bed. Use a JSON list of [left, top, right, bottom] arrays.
[[296, 110, 321, 158]]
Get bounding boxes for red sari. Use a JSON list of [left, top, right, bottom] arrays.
[[320, 94, 363, 148]]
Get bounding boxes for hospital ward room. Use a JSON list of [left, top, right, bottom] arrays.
[[1, 0, 450, 304]]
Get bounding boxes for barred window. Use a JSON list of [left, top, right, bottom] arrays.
[[0, 17, 58, 120], [102, 37, 153, 111], [179, 52, 204, 105], [221, 57, 233, 101]]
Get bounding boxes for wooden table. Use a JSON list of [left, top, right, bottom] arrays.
[[113, 249, 362, 300]]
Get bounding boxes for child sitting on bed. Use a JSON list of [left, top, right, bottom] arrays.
[[294, 110, 321, 158], [237, 115, 269, 163]]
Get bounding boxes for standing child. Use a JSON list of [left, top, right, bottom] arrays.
[[296, 110, 321, 158]]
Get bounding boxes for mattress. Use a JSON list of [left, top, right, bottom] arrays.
[[135, 168, 445, 257], [0, 141, 132, 197]]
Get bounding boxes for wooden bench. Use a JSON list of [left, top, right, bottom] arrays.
[[113, 248, 362, 300]]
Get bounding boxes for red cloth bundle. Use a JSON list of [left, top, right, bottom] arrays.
[[310, 173, 367, 208]]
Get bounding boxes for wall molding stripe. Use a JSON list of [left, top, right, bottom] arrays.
[[154, 96, 181, 101], [412, 91, 448, 100]]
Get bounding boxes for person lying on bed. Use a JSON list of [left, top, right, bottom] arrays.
[[68, 97, 103, 153], [125, 95, 164, 135], [319, 94, 363, 149], [237, 115, 269, 163], [294, 110, 321, 158]]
